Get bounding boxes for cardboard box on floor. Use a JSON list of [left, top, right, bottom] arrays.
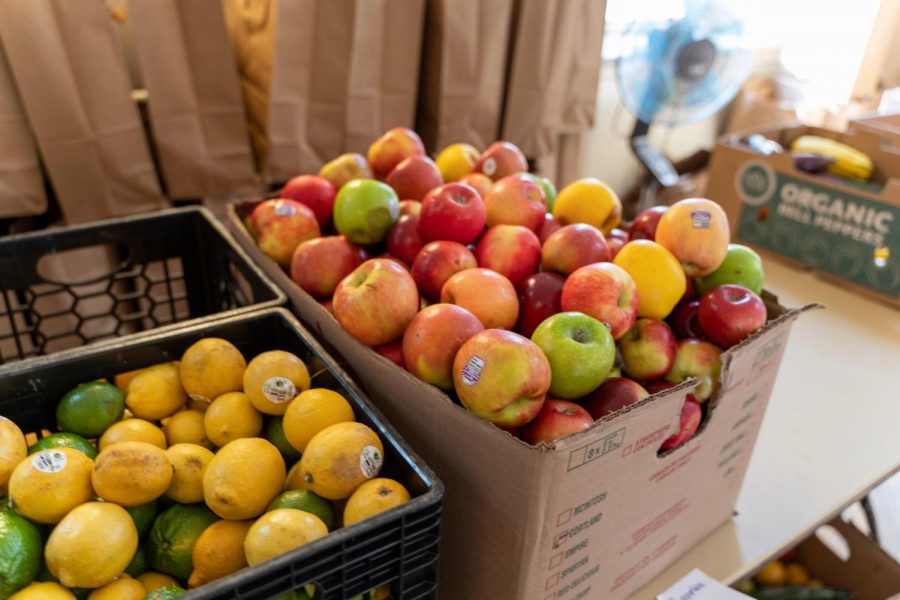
[[705, 124, 900, 308], [228, 200, 816, 600], [794, 519, 900, 600]]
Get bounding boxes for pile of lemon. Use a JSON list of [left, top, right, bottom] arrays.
[[0, 338, 409, 600]]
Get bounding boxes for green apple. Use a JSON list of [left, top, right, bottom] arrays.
[[695, 244, 764, 295], [521, 173, 558, 212], [531, 311, 615, 399], [333, 179, 399, 244]]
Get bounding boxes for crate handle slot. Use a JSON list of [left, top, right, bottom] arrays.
[[35, 244, 130, 286]]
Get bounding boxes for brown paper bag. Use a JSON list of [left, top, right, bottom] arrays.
[[127, 0, 259, 200], [502, 0, 606, 158], [417, 0, 514, 152], [225, 0, 424, 182], [0, 45, 47, 219], [342, 0, 426, 154], [0, 0, 166, 224]]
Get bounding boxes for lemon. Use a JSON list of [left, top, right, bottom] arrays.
[[92, 441, 173, 506], [435, 143, 479, 182], [56, 382, 125, 437], [28, 432, 96, 460], [87, 575, 145, 600], [614, 240, 687, 320], [343, 478, 410, 526], [553, 178, 621, 235], [10, 582, 76, 599], [268, 490, 334, 531], [187, 519, 253, 588], [179, 339, 246, 404], [298, 422, 384, 500], [243, 351, 310, 415], [136, 572, 178, 593], [113, 366, 145, 392], [784, 563, 809, 586], [284, 460, 307, 492], [0, 417, 27, 495], [9, 448, 94, 524], [99, 419, 167, 450], [204, 392, 263, 447], [45, 502, 138, 588], [163, 410, 213, 449], [244, 509, 327, 566], [283, 389, 355, 453], [146, 504, 218, 582], [164, 444, 214, 504], [755, 560, 786, 587], [203, 438, 285, 519], [126, 363, 187, 421], [0, 511, 42, 598]]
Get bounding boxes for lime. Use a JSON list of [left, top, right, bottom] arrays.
[[274, 585, 316, 600], [28, 433, 97, 460], [125, 500, 158, 538], [0, 511, 42, 598], [142, 585, 186, 599], [56, 382, 124, 437], [267, 490, 334, 531], [146, 504, 218, 581], [265, 417, 302, 463], [124, 544, 148, 578]]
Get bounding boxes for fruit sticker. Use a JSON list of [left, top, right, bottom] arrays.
[[481, 157, 497, 177], [31, 450, 67, 473], [262, 377, 297, 404], [460, 355, 486, 386], [275, 202, 297, 217], [691, 210, 711, 229], [360, 446, 383, 479]]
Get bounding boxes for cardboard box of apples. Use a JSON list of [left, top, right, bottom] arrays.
[[227, 127, 818, 600]]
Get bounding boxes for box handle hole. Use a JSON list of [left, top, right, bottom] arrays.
[[36, 244, 129, 285]]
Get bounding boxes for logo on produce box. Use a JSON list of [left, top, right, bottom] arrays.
[[734, 160, 900, 296]]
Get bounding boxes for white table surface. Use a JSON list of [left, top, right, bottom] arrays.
[[627, 258, 900, 599]]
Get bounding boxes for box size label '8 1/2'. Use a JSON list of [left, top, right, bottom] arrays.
[[734, 160, 900, 296]]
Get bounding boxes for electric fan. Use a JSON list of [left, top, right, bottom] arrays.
[[616, 0, 754, 187]]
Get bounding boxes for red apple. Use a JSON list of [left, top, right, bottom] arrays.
[[541, 224, 610, 276], [560, 263, 638, 340], [618, 318, 677, 381], [418, 183, 486, 244], [281, 175, 337, 228], [403, 304, 485, 390], [374, 340, 406, 369], [515, 272, 564, 337], [698, 285, 767, 348], [659, 397, 702, 451], [453, 329, 550, 427], [290, 235, 363, 298], [254, 199, 321, 267], [484, 174, 546, 232], [474, 141, 529, 181], [644, 379, 677, 395], [441, 268, 519, 330], [459, 173, 493, 198], [385, 155, 443, 201], [475, 225, 541, 288], [411, 241, 477, 300], [668, 299, 703, 339], [606, 228, 629, 260], [585, 377, 649, 420], [386, 213, 426, 266], [367, 127, 425, 178], [664, 339, 722, 402], [318, 152, 373, 190], [629, 206, 668, 241], [538, 213, 562, 244], [333, 258, 419, 346], [520, 399, 593, 445], [398, 200, 422, 216]]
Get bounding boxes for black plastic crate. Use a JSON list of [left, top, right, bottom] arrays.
[[0, 206, 286, 364], [0, 307, 442, 599]]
